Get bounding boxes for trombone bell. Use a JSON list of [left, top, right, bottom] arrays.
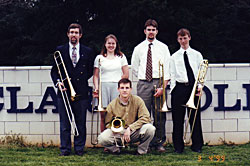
[[161, 101, 169, 112], [184, 100, 197, 110], [111, 118, 124, 133]]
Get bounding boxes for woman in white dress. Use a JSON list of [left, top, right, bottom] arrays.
[[93, 34, 129, 131]]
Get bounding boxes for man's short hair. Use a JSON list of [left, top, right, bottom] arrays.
[[144, 19, 158, 29], [68, 23, 82, 34], [118, 78, 132, 88], [177, 28, 191, 37]]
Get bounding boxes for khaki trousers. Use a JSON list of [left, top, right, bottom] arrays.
[[98, 123, 155, 154]]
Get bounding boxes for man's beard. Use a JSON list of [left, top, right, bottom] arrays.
[[148, 36, 155, 41], [70, 38, 77, 44]]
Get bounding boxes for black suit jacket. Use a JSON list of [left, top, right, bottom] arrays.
[[50, 43, 94, 100]]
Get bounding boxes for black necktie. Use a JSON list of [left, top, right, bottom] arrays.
[[184, 51, 195, 84]]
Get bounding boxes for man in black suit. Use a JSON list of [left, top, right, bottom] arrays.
[[51, 23, 94, 156]]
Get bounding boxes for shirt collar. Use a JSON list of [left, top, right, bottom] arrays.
[[118, 94, 132, 106], [145, 38, 157, 46], [69, 42, 80, 51], [180, 46, 191, 55]]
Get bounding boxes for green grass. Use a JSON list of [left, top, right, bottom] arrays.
[[0, 143, 250, 166]]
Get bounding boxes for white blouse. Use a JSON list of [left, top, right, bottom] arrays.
[[94, 54, 128, 82]]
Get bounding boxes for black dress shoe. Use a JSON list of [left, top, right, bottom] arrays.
[[110, 151, 120, 155], [147, 147, 152, 154], [59, 151, 70, 156], [102, 148, 120, 155], [191, 149, 202, 153], [75, 151, 84, 156], [134, 151, 145, 155], [174, 150, 183, 154]]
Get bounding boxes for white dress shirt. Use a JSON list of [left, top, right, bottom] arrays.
[[131, 39, 171, 80], [69, 42, 80, 63], [170, 47, 203, 92]]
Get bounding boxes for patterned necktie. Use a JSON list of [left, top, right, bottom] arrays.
[[184, 51, 195, 84], [146, 43, 153, 81], [72, 47, 77, 67]]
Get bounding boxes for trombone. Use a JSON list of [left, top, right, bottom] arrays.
[[53, 51, 79, 136], [183, 60, 209, 144], [91, 58, 106, 146], [153, 61, 170, 143]]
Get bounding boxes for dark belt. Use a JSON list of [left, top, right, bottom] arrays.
[[139, 78, 160, 82], [176, 81, 191, 86]]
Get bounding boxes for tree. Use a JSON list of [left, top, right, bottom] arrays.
[[0, 0, 249, 65]]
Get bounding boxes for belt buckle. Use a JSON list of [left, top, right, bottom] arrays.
[[185, 82, 189, 86]]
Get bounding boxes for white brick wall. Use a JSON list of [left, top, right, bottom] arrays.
[[25, 135, 43, 144], [203, 133, 225, 145], [213, 119, 238, 132], [4, 70, 29, 83], [225, 132, 249, 144], [16, 83, 42, 96], [0, 122, 4, 134], [29, 70, 52, 83], [30, 122, 55, 134], [0, 110, 17, 121], [0, 64, 250, 146], [5, 122, 30, 134], [211, 67, 236, 81], [238, 119, 250, 131], [17, 113, 41, 122], [0, 70, 3, 83]]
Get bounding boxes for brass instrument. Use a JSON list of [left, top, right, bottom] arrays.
[[110, 117, 125, 148], [153, 61, 170, 143], [96, 58, 105, 112], [159, 61, 170, 112], [183, 60, 209, 144], [54, 51, 78, 101], [91, 58, 106, 146], [53, 51, 79, 136]]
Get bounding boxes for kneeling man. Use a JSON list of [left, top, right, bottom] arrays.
[[98, 78, 155, 155]]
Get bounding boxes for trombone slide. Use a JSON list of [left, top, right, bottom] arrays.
[[95, 58, 105, 112]]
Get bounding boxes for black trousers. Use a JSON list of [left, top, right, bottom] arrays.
[[171, 82, 203, 151]]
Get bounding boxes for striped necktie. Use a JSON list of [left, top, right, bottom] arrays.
[[72, 47, 77, 67], [145, 43, 153, 81]]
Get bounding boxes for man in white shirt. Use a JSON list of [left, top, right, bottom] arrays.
[[131, 19, 171, 152], [170, 28, 204, 154]]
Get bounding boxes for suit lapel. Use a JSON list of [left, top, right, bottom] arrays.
[[78, 45, 85, 62], [62, 44, 74, 72], [74, 44, 85, 68]]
